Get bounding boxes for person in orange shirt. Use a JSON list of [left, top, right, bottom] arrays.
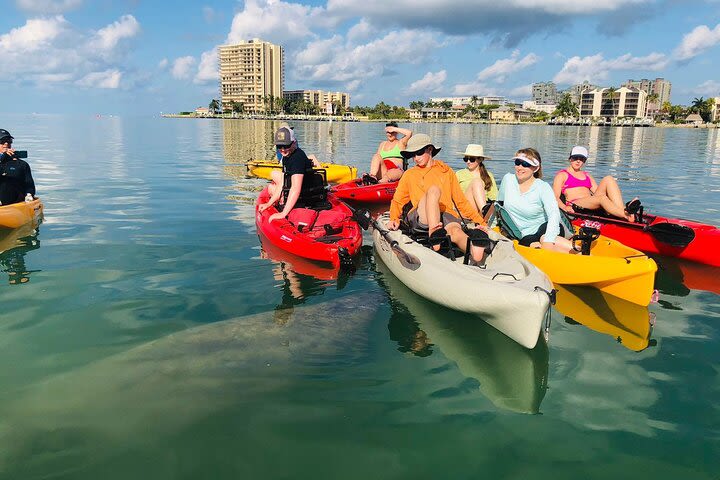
[[388, 134, 488, 262]]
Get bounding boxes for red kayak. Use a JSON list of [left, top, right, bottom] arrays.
[[330, 178, 397, 204], [255, 187, 363, 270], [570, 210, 720, 267]]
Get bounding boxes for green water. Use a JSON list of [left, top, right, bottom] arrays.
[[0, 116, 718, 479]]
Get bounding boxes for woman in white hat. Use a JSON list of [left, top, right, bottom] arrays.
[[455, 144, 498, 212]]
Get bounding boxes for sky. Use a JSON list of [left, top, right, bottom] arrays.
[[2, 0, 720, 114]]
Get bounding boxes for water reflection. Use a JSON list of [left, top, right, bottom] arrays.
[[553, 285, 654, 351], [0, 224, 41, 285], [654, 257, 720, 297], [377, 260, 549, 414]]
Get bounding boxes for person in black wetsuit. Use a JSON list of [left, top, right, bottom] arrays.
[[0, 129, 35, 205], [258, 126, 314, 222]]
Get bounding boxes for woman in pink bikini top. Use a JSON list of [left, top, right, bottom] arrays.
[[552, 146, 639, 222]]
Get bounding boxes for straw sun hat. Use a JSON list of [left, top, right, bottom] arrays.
[[457, 144, 492, 160]]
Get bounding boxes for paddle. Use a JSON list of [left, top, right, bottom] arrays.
[[645, 222, 695, 248], [348, 206, 421, 270]]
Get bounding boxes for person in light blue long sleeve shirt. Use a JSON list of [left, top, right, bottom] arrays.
[[497, 148, 574, 253]]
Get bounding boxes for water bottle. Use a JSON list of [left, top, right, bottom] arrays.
[[25, 193, 33, 203]]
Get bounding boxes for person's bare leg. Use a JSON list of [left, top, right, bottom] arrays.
[[447, 222, 486, 263], [418, 186, 443, 251], [572, 194, 630, 220], [464, 178, 487, 211], [369, 154, 382, 179], [595, 176, 626, 211], [383, 167, 403, 182], [268, 169, 284, 197]]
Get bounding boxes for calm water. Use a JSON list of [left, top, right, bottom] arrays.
[[0, 115, 718, 479]]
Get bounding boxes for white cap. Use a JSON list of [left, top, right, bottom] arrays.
[[570, 146, 589, 159]]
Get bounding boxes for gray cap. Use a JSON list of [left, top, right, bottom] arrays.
[[274, 126, 295, 146]]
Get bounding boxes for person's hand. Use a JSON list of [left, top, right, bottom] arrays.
[[565, 205, 575, 214], [475, 224, 489, 232], [387, 219, 400, 230], [268, 212, 286, 223]]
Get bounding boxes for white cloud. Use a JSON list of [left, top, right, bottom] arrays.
[[476, 50, 539, 82], [674, 24, 720, 61], [92, 14, 140, 52], [194, 50, 219, 84], [158, 58, 169, 69], [15, 0, 82, 14], [693, 80, 720, 97], [0, 16, 69, 53], [172, 56, 196, 80], [553, 52, 668, 85], [76, 69, 122, 89], [347, 19, 373, 43], [295, 29, 442, 90], [508, 83, 533, 98], [225, 0, 323, 45], [408, 70, 447, 95], [452, 81, 496, 96]]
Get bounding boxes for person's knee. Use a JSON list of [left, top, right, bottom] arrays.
[[470, 178, 485, 190], [427, 185, 441, 198]]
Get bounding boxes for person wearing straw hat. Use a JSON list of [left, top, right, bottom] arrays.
[[455, 143, 498, 212], [388, 133, 488, 263]]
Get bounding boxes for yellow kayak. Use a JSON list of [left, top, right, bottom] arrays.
[[553, 285, 653, 351], [0, 198, 44, 230], [513, 232, 657, 306], [246, 160, 357, 184]]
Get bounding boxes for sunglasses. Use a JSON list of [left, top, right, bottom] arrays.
[[514, 159, 535, 168], [463, 156, 480, 163], [276, 144, 292, 150], [0, 139, 11, 146], [570, 155, 587, 162]]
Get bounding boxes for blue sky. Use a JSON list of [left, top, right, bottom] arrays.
[[2, 0, 720, 114]]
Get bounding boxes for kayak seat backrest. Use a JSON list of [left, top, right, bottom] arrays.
[[316, 209, 345, 227], [282, 169, 329, 209], [493, 203, 523, 240]]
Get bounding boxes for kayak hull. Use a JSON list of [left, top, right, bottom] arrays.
[[513, 231, 657, 306], [0, 199, 44, 230], [247, 161, 357, 184], [330, 179, 397, 204], [255, 187, 362, 269], [373, 214, 553, 349], [570, 212, 720, 267]]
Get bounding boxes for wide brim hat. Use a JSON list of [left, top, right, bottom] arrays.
[[401, 133, 441, 159], [457, 144, 492, 160]]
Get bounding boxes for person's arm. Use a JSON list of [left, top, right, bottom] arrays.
[[552, 171, 571, 212], [588, 173, 598, 193], [394, 127, 413, 148], [540, 184, 561, 244], [269, 174, 303, 222], [388, 174, 411, 228], [23, 162, 35, 197]]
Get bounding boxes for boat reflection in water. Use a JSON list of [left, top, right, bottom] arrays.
[[654, 256, 720, 297], [553, 285, 655, 351], [377, 260, 549, 415], [258, 233, 352, 324], [0, 223, 41, 285]]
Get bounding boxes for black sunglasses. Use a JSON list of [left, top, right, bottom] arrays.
[[276, 144, 292, 149], [0, 139, 11, 145], [569, 155, 586, 162], [514, 159, 535, 168], [402, 147, 428, 159], [463, 156, 480, 163]]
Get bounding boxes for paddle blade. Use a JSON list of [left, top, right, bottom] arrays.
[[392, 244, 421, 270], [353, 208, 372, 230], [647, 222, 695, 248]]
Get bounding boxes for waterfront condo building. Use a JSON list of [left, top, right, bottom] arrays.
[[623, 78, 672, 105], [283, 90, 350, 113], [579, 87, 647, 119], [219, 39, 284, 114], [532, 82, 558, 105]]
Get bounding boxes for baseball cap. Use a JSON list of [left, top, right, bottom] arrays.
[[274, 126, 296, 147], [570, 146, 588, 159]]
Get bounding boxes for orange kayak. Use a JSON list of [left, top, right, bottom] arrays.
[[0, 198, 43, 230]]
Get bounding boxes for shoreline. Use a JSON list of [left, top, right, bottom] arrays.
[[160, 114, 719, 128]]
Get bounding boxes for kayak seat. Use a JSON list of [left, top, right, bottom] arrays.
[[281, 169, 329, 209]]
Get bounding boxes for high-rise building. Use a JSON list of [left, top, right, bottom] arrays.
[[623, 78, 672, 104], [219, 39, 284, 114], [532, 82, 558, 105]]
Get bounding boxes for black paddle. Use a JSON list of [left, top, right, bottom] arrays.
[[349, 206, 421, 270], [645, 222, 695, 248]]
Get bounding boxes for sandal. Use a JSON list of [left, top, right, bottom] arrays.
[[428, 225, 447, 252], [625, 198, 642, 215]]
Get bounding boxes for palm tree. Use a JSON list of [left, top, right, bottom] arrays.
[[605, 87, 617, 120], [209, 99, 220, 115]]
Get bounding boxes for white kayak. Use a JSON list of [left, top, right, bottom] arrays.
[[372, 213, 554, 349]]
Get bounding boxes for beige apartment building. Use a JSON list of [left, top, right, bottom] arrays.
[[283, 90, 350, 113], [219, 39, 283, 114], [579, 87, 648, 119]]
